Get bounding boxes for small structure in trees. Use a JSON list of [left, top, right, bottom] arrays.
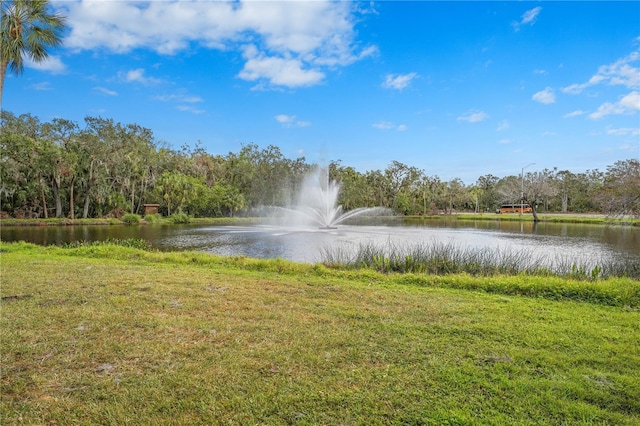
[[143, 204, 160, 216]]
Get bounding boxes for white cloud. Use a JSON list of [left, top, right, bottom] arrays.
[[183, 96, 203, 103], [562, 51, 640, 94], [176, 105, 204, 115], [496, 120, 509, 131], [372, 121, 394, 130], [457, 110, 489, 123], [154, 91, 204, 114], [590, 91, 640, 119], [532, 87, 555, 104], [512, 6, 542, 32], [356, 45, 379, 61], [618, 144, 639, 152], [620, 91, 640, 110], [239, 45, 325, 88], [563, 110, 586, 118], [29, 82, 52, 91], [564, 52, 640, 122], [118, 68, 162, 85], [589, 102, 624, 120], [562, 83, 587, 95], [275, 114, 295, 125], [533, 69, 547, 75], [63, 0, 374, 89], [607, 127, 640, 137], [93, 86, 118, 96], [25, 55, 66, 74], [372, 121, 406, 131], [521, 7, 542, 25], [154, 93, 203, 103], [499, 139, 511, 145], [275, 114, 311, 128], [382, 72, 418, 90]]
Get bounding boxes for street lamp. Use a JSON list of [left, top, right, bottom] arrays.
[[521, 162, 535, 212]]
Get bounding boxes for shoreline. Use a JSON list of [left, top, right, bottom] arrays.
[[1, 213, 637, 227]]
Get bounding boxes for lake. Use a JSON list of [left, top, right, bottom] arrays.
[[2, 217, 638, 267]]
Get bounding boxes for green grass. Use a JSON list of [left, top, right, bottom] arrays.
[[0, 216, 261, 227], [2, 242, 639, 424], [0, 217, 124, 226], [453, 213, 639, 226]]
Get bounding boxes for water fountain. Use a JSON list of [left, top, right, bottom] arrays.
[[272, 166, 386, 229]]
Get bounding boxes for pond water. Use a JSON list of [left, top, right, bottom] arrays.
[[2, 217, 638, 266]]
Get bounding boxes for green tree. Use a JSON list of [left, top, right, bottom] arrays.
[[382, 161, 423, 214], [468, 185, 483, 213], [73, 125, 105, 218], [329, 161, 369, 210], [0, 0, 67, 107], [0, 112, 79, 218], [364, 170, 386, 208], [553, 169, 574, 213], [598, 159, 640, 217], [40, 118, 78, 218], [80, 117, 123, 216], [575, 170, 604, 213], [498, 169, 556, 221], [228, 143, 306, 208], [0, 111, 43, 217], [156, 171, 205, 216], [211, 181, 246, 217], [444, 178, 469, 214], [223, 149, 255, 208], [420, 175, 443, 215], [496, 175, 522, 208], [476, 174, 499, 212], [80, 117, 157, 216]]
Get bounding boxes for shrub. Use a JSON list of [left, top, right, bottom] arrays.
[[62, 238, 151, 250], [169, 213, 191, 224], [122, 213, 141, 225], [144, 213, 162, 223]]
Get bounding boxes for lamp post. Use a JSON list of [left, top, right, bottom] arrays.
[[521, 162, 535, 213]]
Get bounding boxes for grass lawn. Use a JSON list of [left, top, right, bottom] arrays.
[[426, 213, 639, 226], [1, 243, 639, 425]]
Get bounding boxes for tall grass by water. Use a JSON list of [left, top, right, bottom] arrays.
[[45, 237, 640, 281], [321, 240, 640, 280]]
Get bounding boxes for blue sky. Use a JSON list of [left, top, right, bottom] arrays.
[[4, 1, 640, 183]]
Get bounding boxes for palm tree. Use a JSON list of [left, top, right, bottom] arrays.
[[0, 0, 67, 108]]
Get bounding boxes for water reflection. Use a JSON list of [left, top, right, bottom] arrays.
[[2, 218, 638, 265]]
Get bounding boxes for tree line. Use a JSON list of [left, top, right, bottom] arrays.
[[1, 111, 638, 219]]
